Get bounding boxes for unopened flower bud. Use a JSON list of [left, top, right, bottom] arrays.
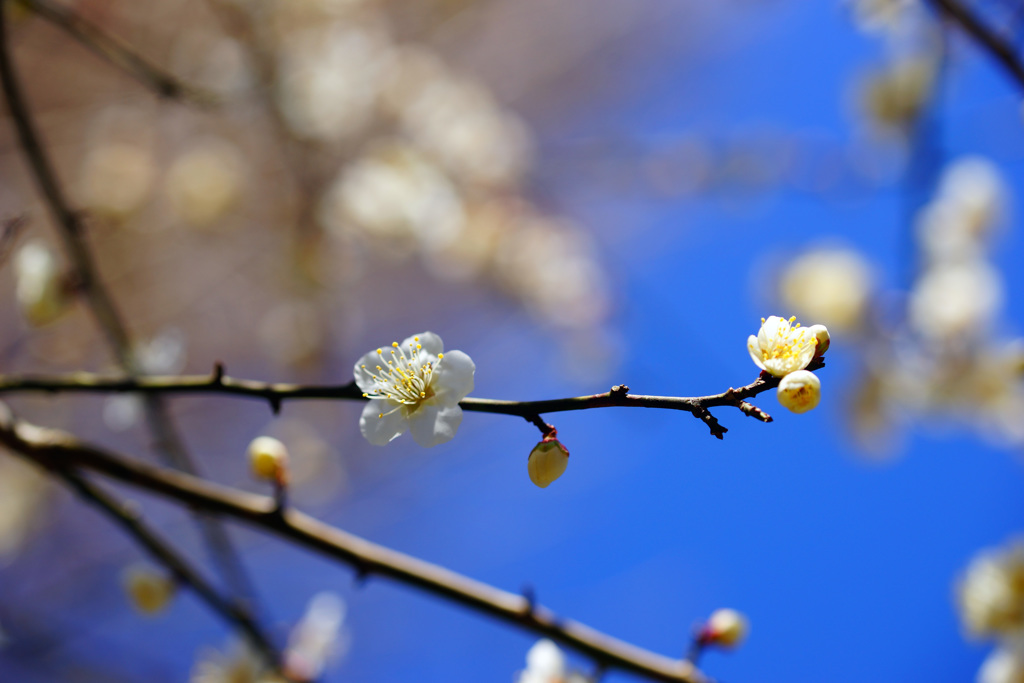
[[527, 439, 569, 489], [248, 436, 289, 484], [15, 241, 67, 327], [701, 608, 749, 649], [777, 370, 821, 414], [809, 324, 830, 355], [122, 564, 176, 615]]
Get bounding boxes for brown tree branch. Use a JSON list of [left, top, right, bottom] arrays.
[[17, 0, 218, 105], [925, 0, 1024, 89], [0, 0, 259, 621], [52, 468, 282, 671], [0, 405, 706, 683], [0, 357, 823, 440]]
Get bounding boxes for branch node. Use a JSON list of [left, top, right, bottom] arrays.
[[521, 584, 536, 619], [738, 401, 772, 423], [609, 384, 630, 400], [212, 362, 225, 384], [268, 396, 282, 415], [693, 408, 727, 440]]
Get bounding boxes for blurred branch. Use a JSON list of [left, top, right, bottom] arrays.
[[18, 0, 218, 106], [0, 357, 825, 440], [53, 468, 283, 672], [925, 0, 1024, 88], [0, 405, 706, 683], [0, 0, 260, 620], [0, 213, 27, 264]]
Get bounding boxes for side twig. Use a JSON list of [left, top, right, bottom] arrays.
[[0, 0, 259, 622], [0, 357, 824, 440], [18, 0, 217, 105], [925, 0, 1024, 89], [0, 405, 706, 683], [53, 468, 282, 671]]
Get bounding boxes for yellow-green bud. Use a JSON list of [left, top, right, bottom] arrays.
[[122, 564, 176, 615], [528, 440, 569, 489], [248, 436, 289, 484], [777, 370, 821, 414]]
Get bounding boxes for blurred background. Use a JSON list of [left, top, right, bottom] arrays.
[[2, 0, 1024, 681]]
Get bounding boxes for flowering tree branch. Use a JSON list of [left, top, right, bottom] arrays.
[[0, 405, 707, 683], [0, 356, 824, 440], [51, 468, 283, 673], [925, 0, 1024, 89], [0, 0, 260, 621], [17, 0, 218, 106]]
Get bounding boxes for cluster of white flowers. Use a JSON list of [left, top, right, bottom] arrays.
[[748, 315, 828, 414], [957, 540, 1024, 683]]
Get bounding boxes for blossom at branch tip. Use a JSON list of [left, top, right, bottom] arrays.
[[354, 332, 475, 447], [747, 316, 817, 377], [698, 608, 749, 649], [777, 370, 822, 414], [528, 439, 569, 489]]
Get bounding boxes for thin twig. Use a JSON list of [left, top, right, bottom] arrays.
[[0, 213, 27, 264], [0, 405, 706, 683], [0, 0, 260, 622], [18, 0, 218, 106], [53, 468, 282, 671], [925, 0, 1024, 89], [0, 357, 824, 439]]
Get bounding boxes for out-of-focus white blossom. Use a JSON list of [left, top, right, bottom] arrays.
[[259, 301, 326, 367], [747, 316, 817, 377], [777, 369, 822, 414], [248, 436, 290, 484], [135, 328, 189, 375], [78, 142, 156, 219], [909, 260, 1002, 343], [14, 241, 67, 327], [937, 157, 1007, 238], [400, 75, 532, 187], [191, 641, 282, 683], [122, 564, 176, 615], [850, 0, 918, 34], [527, 439, 569, 489], [861, 56, 936, 130], [958, 541, 1024, 638], [321, 140, 464, 250], [283, 592, 348, 681], [0, 456, 49, 560], [354, 332, 475, 447], [779, 248, 872, 331], [978, 639, 1024, 683], [518, 639, 566, 683], [166, 141, 245, 228], [276, 24, 391, 142]]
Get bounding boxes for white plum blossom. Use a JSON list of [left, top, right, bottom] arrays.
[[354, 332, 474, 447], [958, 541, 1024, 637], [747, 316, 817, 377], [283, 592, 348, 682], [518, 639, 566, 683], [978, 639, 1024, 683], [700, 608, 750, 649]]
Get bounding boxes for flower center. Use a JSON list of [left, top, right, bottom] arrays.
[[360, 336, 443, 407], [762, 316, 810, 363]]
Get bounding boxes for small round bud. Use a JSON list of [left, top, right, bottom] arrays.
[[15, 241, 67, 327], [702, 608, 749, 649], [248, 436, 289, 484], [777, 370, 821, 414], [122, 564, 176, 615], [527, 439, 569, 489], [809, 324, 830, 355]]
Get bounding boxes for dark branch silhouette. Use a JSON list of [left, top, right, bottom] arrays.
[[925, 0, 1024, 89], [0, 405, 707, 683], [0, 356, 824, 440]]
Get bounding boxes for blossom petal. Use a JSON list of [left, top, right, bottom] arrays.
[[758, 316, 786, 349], [431, 349, 475, 403], [359, 400, 407, 445], [408, 404, 463, 447], [792, 327, 816, 370], [747, 335, 767, 372], [402, 331, 443, 358], [354, 348, 388, 393]]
